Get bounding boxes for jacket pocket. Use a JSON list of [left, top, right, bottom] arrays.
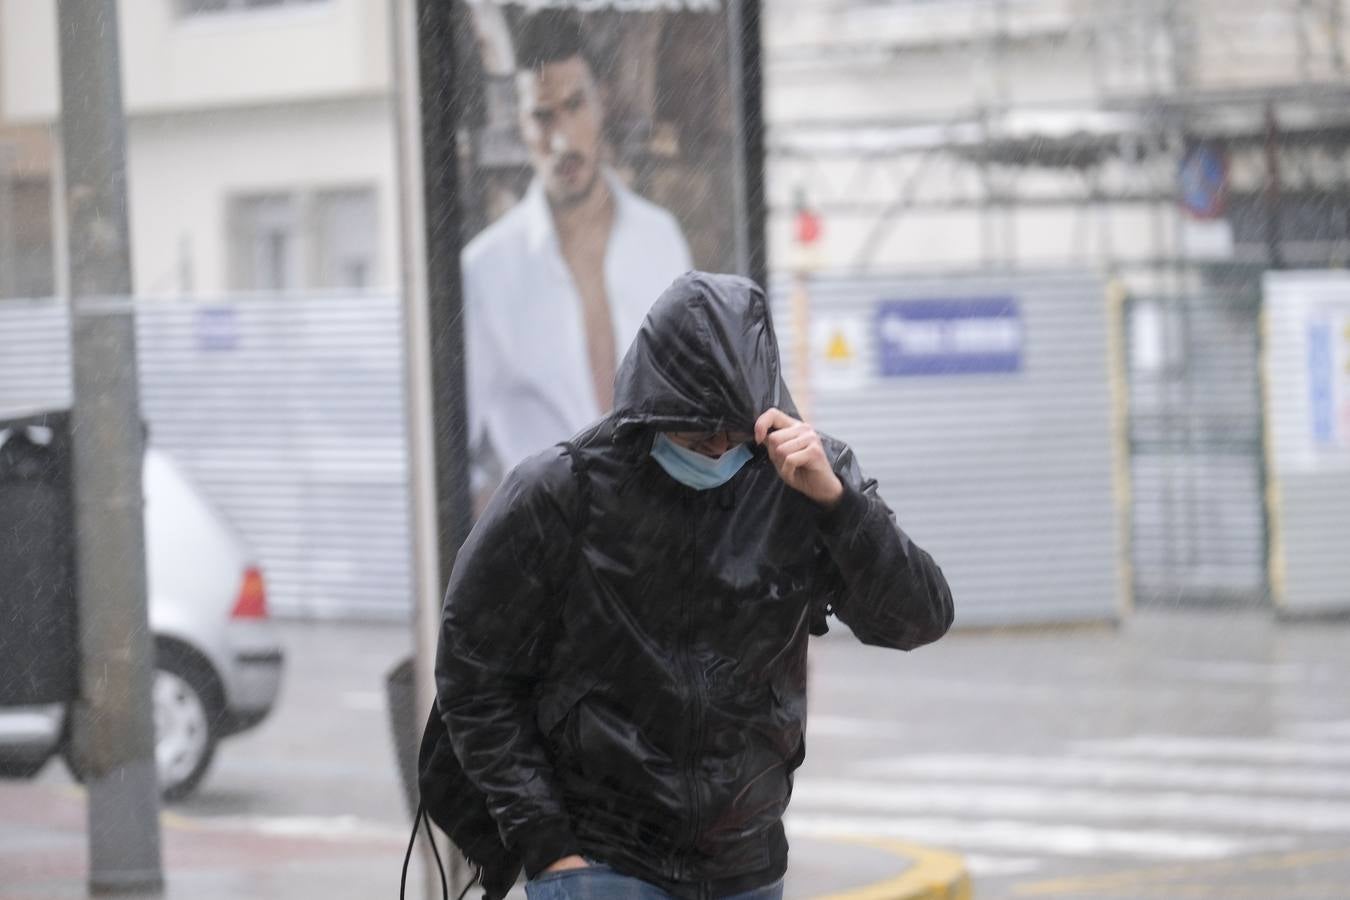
[[536, 673, 600, 742], [769, 680, 807, 771]]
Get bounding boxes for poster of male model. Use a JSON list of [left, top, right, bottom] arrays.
[[451, 0, 763, 507]]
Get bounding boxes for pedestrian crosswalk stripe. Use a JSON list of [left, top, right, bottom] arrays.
[[784, 813, 1290, 860], [1281, 719, 1350, 739], [1147, 659, 1329, 685], [791, 779, 1350, 833], [1071, 735, 1350, 765], [959, 854, 1044, 877], [794, 724, 1350, 882], [853, 753, 1350, 795], [807, 715, 912, 739], [173, 814, 408, 842]]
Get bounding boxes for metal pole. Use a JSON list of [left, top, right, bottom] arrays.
[[389, 0, 439, 771], [55, 0, 163, 893], [0, 143, 16, 298], [1264, 102, 1284, 270], [412, 0, 474, 636], [391, 0, 475, 893], [388, 0, 465, 895], [731, 0, 766, 286]]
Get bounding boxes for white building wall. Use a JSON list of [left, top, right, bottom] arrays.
[[1, 0, 397, 297], [126, 98, 397, 295], [119, 0, 391, 114], [1186, 0, 1350, 90], [1, 0, 390, 122], [0, 0, 59, 123], [767, 54, 975, 122]]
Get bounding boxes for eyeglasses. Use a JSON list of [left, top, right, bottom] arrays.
[[671, 431, 756, 455]]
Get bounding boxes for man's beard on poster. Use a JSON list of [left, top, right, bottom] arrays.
[[552, 151, 602, 208]]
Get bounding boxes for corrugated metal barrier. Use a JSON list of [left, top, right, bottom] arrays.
[[0, 295, 412, 620], [1125, 280, 1268, 605], [771, 272, 1127, 627], [1262, 271, 1350, 617]]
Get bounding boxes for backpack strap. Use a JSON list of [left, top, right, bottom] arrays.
[[556, 441, 591, 572], [416, 444, 592, 899]]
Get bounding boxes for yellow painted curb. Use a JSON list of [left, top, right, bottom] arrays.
[[815, 836, 972, 900], [1010, 845, 1350, 896], [57, 782, 203, 832]]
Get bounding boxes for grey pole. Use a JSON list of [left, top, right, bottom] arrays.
[[389, 0, 474, 894], [55, 0, 164, 893], [0, 143, 16, 298], [388, 0, 460, 895], [389, 0, 440, 771]]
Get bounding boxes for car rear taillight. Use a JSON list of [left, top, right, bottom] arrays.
[[231, 567, 268, 619]]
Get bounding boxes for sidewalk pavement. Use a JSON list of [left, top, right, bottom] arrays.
[[0, 779, 969, 900]]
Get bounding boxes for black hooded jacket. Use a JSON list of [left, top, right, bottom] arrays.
[[432, 272, 953, 897]]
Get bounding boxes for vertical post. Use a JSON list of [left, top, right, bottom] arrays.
[[389, 0, 439, 761], [789, 274, 813, 422], [0, 143, 16, 298], [412, 3, 474, 599], [55, 0, 163, 894], [389, 0, 471, 894], [732, 0, 766, 287], [1105, 279, 1135, 619], [788, 187, 820, 420], [1264, 102, 1284, 270], [1331, 0, 1346, 75]]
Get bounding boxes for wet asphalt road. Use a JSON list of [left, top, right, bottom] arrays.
[[12, 608, 1350, 898]]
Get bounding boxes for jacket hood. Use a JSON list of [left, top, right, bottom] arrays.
[[611, 271, 798, 439]]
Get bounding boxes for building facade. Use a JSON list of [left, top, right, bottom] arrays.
[[2, 0, 398, 299], [7, 0, 1350, 615]]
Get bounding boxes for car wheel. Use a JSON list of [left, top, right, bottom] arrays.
[[0, 755, 52, 779], [151, 651, 220, 801], [63, 646, 221, 801]]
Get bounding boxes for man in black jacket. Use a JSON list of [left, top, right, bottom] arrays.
[[433, 272, 953, 899]]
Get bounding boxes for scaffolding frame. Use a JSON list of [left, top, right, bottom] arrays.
[[766, 0, 1350, 274]]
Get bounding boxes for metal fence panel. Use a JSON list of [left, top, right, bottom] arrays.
[[1126, 282, 1267, 604], [1262, 271, 1350, 616], [771, 272, 1125, 627], [0, 295, 412, 620]]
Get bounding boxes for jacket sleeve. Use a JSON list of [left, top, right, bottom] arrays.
[[434, 448, 579, 878], [815, 440, 954, 650]]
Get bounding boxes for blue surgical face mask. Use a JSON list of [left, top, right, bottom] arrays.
[[650, 433, 753, 491]]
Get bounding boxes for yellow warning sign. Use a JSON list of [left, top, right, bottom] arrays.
[[825, 330, 853, 362], [811, 315, 868, 391]]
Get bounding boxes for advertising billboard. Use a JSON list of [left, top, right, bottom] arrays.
[[450, 1, 763, 505]]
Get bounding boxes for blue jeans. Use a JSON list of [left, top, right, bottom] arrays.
[[523, 862, 784, 900]]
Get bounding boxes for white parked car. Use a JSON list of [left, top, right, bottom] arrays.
[[0, 442, 284, 800]]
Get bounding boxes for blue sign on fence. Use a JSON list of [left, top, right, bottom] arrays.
[[196, 306, 238, 352], [876, 297, 1022, 376], [1308, 320, 1335, 445]]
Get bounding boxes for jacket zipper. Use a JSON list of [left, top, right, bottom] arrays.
[[679, 494, 706, 884]]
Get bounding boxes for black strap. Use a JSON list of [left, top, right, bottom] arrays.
[[456, 866, 482, 900], [406, 443, 587, 900], [424, 806, 449, 900], [401, 799, 458, 900], [557, 441, 592, 574]]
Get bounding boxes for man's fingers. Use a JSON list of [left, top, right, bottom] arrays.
[[755, 408, 798, 445], [772, 434, 815, 460], [765, 423, 810, 452], [782, 447, 820, 475], [758, 410, 830, 495]]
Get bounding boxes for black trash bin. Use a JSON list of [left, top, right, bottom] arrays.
[[0, 410, 80, 707]]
